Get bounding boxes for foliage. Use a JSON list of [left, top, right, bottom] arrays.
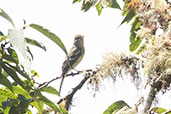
[[0, 9, 68, 114], [73, 0, 171, 113], [0, 0, 171, 114]]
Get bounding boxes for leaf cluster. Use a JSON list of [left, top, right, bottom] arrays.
[[0, 8, 69, 114]]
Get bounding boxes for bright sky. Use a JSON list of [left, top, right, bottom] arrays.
[[0, 0, 170, 114]]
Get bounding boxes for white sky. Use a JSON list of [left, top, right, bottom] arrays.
[[0, 0, 170, 114]]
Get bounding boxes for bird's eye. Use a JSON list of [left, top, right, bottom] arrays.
[[75, 37, 80, 40]]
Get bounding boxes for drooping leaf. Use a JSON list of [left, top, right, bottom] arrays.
[[96, 1, 103, 15], [40, 86, 59, 96], [0, 74, 13, 92], [119, 10, 136, 26], [35, 91, 60, 112], [27, 46, 34, 60], [1, 62, 25, 88], [25, 37, 46, 51], [103, 100, 127, 114], [129, 32, 142, 52], [0, 8, 15, 27], [29, 24, 67, 55], [150, 107, 167, 114]]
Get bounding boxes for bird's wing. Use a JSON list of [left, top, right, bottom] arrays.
[[62, 46, 82, 74]]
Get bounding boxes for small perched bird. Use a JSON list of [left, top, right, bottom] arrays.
[[59, 35, 85, 95]]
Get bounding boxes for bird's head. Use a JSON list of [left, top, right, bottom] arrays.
[[74, 34, 84, 47]]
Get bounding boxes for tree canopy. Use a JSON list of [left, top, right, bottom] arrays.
[[0, 0, 170, 114]]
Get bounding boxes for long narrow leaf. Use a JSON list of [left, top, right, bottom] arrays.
[[1, 62, 25, 88], [29, 24, 67, 55], [0, 88, 16, 99], [103, 100, 127, 114], [35, 91, 60, 112], [25, 37, 46, 51], [0, 8, 15, 27], [30, 101, 42, 114], [0, 74, 13, 92], [119, 10, 136, 27]]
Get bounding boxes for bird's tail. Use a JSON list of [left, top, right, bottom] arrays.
[[59, 73, 65, 96]]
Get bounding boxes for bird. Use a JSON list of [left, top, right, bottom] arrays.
[[58, 35, 85, 95]]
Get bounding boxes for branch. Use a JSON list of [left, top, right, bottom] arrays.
[[37, 70, 85, 90], [142, 76, 163, 113], [57, 69, 96, 110]]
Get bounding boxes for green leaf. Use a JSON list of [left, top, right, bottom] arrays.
[[0, 8, 15, 27], [2, 54, 18, 64], [4, 63, 30, 80], [59, 106, 68, 114], [13, 86, 32, 99], [25, 37, 46, 51], [119, 10, 136, 26], [0, 94, 8, 104], [0, 88, 17, 99], [2, 48, 19, 64], [0, 74, 13, 92], [31, 70, 39, 77], [29, 24, 67, 55], [73, 0, 82, 3], [1, 62, 25, 88], [96, 1, 103, 15], [129, 32, 142, 52], [26, 109, 32, 114], [131, 17, 141, 33], [0, 36, 7, 42], [40, 86, 59, 96], [166, 112, 171, 114], [27, 46, 34, 60], [150, 107, 167, 114], [81, 0, 93, 12], [30, 101, 42, 114], [103, 100, 127, 114], [2, 99, 19, 110], [109, 0, 121, 9], [36, 91, 60, 112]]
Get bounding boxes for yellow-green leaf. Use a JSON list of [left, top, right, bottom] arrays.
[[96, 1, 103, 15]]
